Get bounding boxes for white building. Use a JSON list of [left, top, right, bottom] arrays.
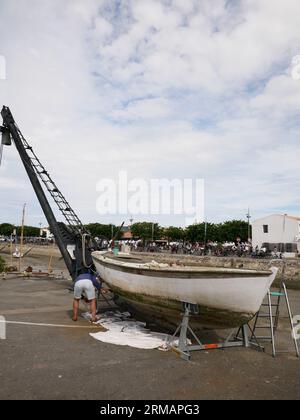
[[252, 214, 300, 256], [40, 227, 53, 239]]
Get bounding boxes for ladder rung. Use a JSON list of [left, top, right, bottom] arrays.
[[250, 283, 299, 358]]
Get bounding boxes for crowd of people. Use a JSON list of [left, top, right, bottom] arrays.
[[1, 235, 286, 260], [0, 235, 55, 246], [121, 240, 283, 259]]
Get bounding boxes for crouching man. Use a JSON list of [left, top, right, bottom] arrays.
[[73, 272, 102, 323]]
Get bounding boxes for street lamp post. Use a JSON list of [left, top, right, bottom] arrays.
[[202, 219, 208, 255], [246, 208, 251, 243]]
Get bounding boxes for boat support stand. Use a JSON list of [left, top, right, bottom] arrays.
[[168, 303, 255, 361]]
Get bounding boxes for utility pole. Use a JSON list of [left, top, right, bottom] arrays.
[[204, 219, 208, 254], [19, 203, 26, 272], [129, 217, 133, 238], [246, 208, 251, 243], [10, 233, 13, 267]]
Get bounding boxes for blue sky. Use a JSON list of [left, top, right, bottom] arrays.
[[1, 0, 300, 227]]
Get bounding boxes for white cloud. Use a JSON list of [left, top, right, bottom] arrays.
[[91, 0, 300, 94], [250, 74, 300, 120], [110, 97, 172, 121], [1, 0, 300, 226]]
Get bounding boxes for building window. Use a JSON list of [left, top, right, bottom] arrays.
[[263, 225, 269, 234]]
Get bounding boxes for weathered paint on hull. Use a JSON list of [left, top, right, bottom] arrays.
[[92, 252, 278, 329], [111, 286, 253, 330]]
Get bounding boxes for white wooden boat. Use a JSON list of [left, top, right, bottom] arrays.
[[92, 251, 278, 329], [13, 248, 23, 258]]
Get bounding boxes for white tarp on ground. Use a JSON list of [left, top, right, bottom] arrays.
[[83, 311, 183, 350]]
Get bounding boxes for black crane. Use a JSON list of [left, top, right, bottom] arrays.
[[0, 106, 103, 280]]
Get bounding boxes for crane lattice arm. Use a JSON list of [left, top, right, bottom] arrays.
[[1, 106, 98, 280]]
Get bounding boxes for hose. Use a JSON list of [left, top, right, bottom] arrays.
[[82, 233, 92, 269]]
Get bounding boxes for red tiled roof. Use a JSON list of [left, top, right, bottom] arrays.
[[122, 231, 133, 239]]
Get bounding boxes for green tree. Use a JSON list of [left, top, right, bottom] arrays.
[[185, 220, 250, 243], [163, 226, 185, 242], [21, 226, 40, 237], [15, 226, 37, 237], [85, 223, 124, 240], [185, 223, 218, 242], [0, 223, 15, 236], [1, 223, 41, 237], [85, 223, 114, 239], [218, 220, 249, 242], [184, 223, 200, 243], [204, 223, 221, 242], [131, 222, 161, 242]]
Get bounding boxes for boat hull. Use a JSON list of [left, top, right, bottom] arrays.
[[92, 252, 278, 329]]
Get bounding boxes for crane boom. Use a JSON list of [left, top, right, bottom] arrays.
[[1, 106, 98, 280]]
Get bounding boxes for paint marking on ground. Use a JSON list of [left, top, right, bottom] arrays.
[[0, 320, 103, 329], [0, 306, 71, 316]]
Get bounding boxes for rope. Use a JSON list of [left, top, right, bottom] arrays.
[[0, 319, 102, 329]]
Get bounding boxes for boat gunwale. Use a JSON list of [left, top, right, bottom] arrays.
[[92, 252, 272, 278]]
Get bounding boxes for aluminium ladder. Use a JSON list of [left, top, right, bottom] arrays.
[[251, 282, 299, 358]]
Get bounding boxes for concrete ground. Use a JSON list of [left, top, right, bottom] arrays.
[[0, 253, 300, 400]]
